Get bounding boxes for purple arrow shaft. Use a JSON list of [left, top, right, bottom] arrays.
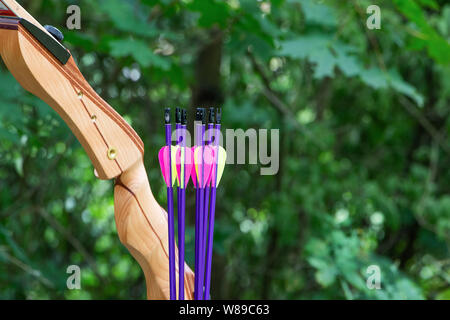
[[197, 123, 206, 299], [181, 124, 188, 299], [204, 123, 221, 299], [198, 181, 204, 299], [194, 121, 201, 299], [194, 186, 199, 299], [179, 186, 186, 299], [176, 123, 185, 300], [167, 187, 175, 300], [204, 187, 216, 299], [200, 122, 213, 299]]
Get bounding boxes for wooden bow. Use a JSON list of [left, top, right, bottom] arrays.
[[0, 0, 194, 299]]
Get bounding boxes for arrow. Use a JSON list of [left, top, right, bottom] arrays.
[[200, 109, 216, 299], [204, 108, 226, 299], [175, 108, 182, 300], [195, 108, 205, 299], [175, 108, 190, 300], [158, 108, 176, 300], [158, 145, 177, 188]]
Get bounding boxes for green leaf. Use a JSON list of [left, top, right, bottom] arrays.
[[394, 0, 450, 64], [416, 0, 439, 9], [387, 70, 425, 107], [280, 34, 331, 60], [332, 43, 361, 77], [280, 35, 424, 105], [187, 0, 230, 28], [99, 0, 158, 38], [393, 0, 432, 32], [279, 34, 333, 78], [426, 36, 450, 65], [109, 39, 171, 70], [316, 267, 337, 287], [297, 0, 338, 27], [14, 155, 24, 177], [436, 288, 450, 300], [359, 67, 388, 89], [280, 34, 361, 78]]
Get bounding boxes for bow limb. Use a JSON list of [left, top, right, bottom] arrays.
[[0, 18, 143, 179], [0, 0, 194, 299]]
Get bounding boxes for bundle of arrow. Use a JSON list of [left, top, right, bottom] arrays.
[[158, 107, 226, 300]]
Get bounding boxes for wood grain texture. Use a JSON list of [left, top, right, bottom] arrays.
[[115, 160, 195, 299]]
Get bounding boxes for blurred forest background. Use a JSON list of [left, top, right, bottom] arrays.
[[0, 0, 449, 299]]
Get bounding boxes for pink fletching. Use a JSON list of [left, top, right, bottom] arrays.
[[194, 146, 214, 188], [158, 146, 172, 187], [190, 146, 197, 188]]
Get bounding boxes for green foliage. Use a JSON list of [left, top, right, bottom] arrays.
[[394, 0, 450, 64], [187, 0, 231, 28], [0, 0, 449, 300]]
